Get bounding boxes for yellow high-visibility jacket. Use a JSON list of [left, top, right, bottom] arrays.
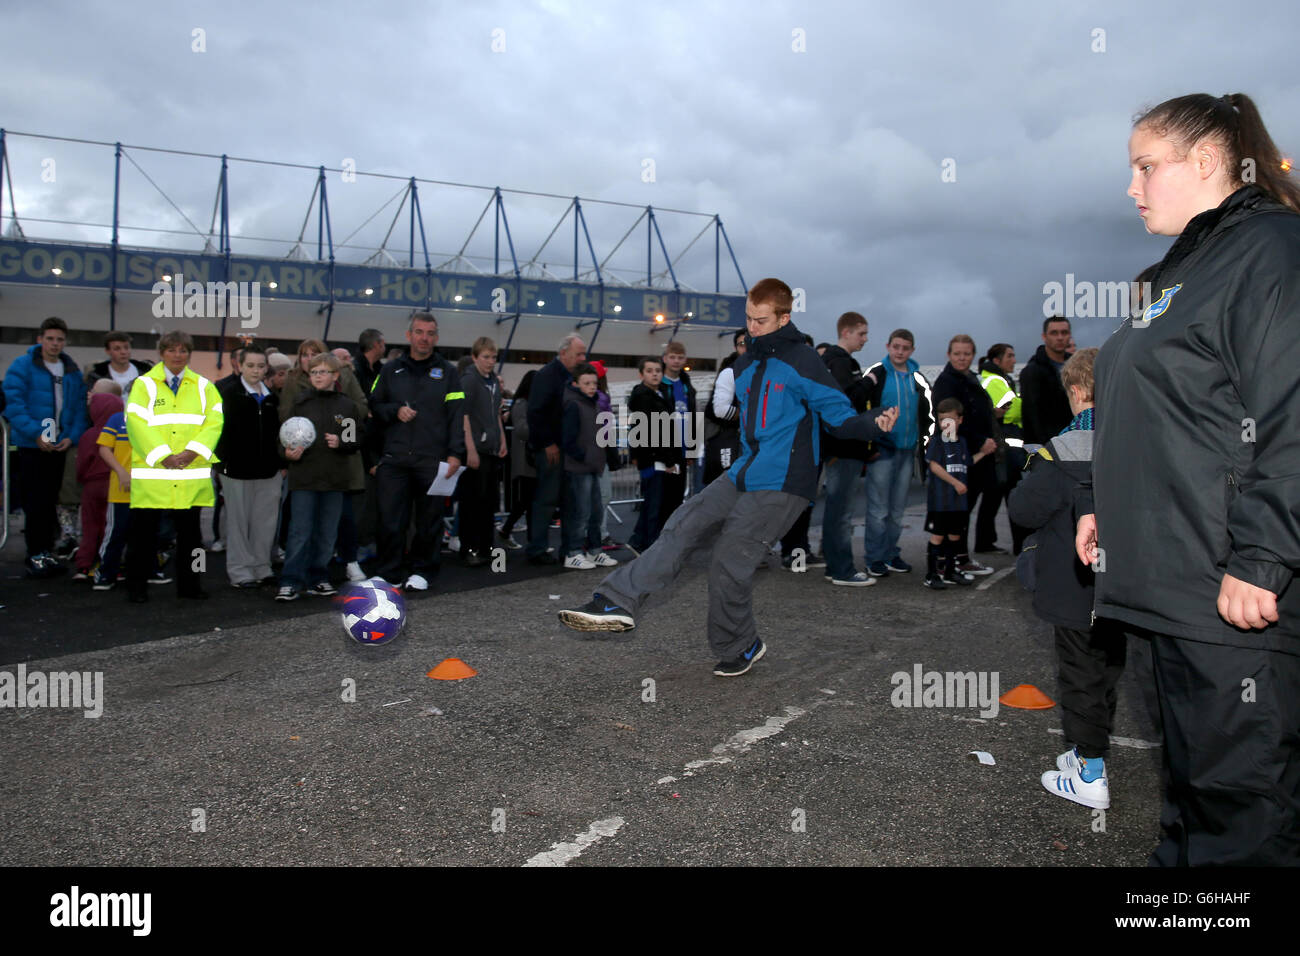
[[125, 364, 224, 509], [980, 368, 1022, 430]]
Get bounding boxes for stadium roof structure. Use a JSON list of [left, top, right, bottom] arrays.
[[0, 129, 749, 360]]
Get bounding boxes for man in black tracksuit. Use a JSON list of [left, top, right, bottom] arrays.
[[367, 313, 465, 589], [1019, 318, 1073, 446], [1082, 185, 1300, 865]]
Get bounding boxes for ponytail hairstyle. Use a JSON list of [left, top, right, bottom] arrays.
[[980, 343, 1013, 373], [1134, 93, 1300, 213]]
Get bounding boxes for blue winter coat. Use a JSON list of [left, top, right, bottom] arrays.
[[729, 322, 885, 500], [2, 344, 90, 448]]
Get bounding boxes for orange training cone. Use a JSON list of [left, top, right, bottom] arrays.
[[427, 658, 478, 681], [998, 683, 1055, 710]]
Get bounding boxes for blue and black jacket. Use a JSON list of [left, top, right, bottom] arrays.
[[2, 344, 90, 448], [728, 322, 886, 500]]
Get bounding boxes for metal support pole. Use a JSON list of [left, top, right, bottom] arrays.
[[408, 177, 416, 268], [716, 217, 747, 292], [217, 155, 231, 370], [110, 142, 122, 330], [0, 129, 6, 236]]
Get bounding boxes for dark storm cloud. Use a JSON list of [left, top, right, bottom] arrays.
[[1, 0, 1296, 361]]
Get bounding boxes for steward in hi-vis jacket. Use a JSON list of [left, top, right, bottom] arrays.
[[123, 335, 223, 602]]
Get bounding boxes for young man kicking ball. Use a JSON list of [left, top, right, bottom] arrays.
[[559, 278, 897, 676]]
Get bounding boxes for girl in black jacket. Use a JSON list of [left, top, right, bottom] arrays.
[[1080, 92, 1300, 865]]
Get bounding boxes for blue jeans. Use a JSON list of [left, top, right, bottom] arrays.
[[282, 490, 344, 589], [864, 444, 914, 566], [563, 471, 602, 557], [822, 457, 864, 580], [527, 449, 565, 557]]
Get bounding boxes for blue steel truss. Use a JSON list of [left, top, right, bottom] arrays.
[[0, 130, 749, 368]]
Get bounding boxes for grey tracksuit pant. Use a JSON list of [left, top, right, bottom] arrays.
[[596, 475, 807, 661], [220, 473, 283, 585]]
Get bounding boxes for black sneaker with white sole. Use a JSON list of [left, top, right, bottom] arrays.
[[306, 581, 338, 596], [713, 638, 766, 677], [557, 593, 635, 632]]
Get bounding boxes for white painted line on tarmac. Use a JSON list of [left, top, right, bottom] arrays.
[[523, 816, 625, 867], [681, 705, 809, 776], [1048, 727, 1161, 749], [976, 566, 1016, 590], [655, 697, 851, 786]]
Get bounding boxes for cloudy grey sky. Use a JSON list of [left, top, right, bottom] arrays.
[[3, 0, 1297, 364]]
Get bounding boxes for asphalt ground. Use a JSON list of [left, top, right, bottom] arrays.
[[0, 508, 569, 665], [0, 478, 1176, 871]]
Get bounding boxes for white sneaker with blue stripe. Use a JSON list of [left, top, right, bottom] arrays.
[[1041, 751, 1109, 809]]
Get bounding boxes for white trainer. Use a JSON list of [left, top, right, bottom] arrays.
[[345, 561, 368, 582], [587, 551, 619, 568], [827, 572, 876, 587], [1056, 748, 1079, 773], [1041, 758, 1109, 810], [402, 573, 429, 592], [564, 553, 597, 570]]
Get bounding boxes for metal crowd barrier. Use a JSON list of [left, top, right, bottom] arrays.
[[0, 416, 10, 551]]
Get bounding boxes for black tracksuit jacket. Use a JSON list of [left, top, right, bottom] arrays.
[[368, 351, 466, 465], [1019, 346, 1072, 445], [1081, 186, 1300, 651], [820, 345, 872, 462], [627, 383, 674, 471], [215, 378, 281, 480]]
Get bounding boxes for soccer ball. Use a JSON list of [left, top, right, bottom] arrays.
[[336, 579, 406, 645], [279, 416, 316, 449]]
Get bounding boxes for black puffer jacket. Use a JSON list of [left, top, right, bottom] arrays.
[[1083, 186, 1300, 651], [931, 363, 995, 458], [1008, 427, 1094, 630]]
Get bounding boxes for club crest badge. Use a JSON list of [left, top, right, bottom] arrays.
[[1135, 283, 1182, 327]]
